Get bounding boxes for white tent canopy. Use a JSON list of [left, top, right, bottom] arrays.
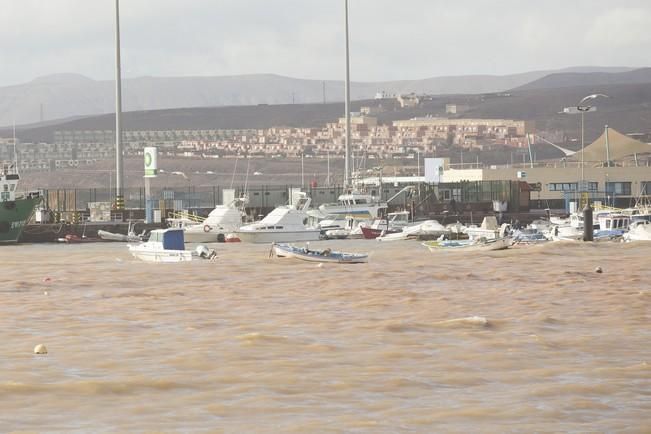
[[570, 128, 651, 163]]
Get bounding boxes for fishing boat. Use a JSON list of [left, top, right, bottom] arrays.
[[360, 210, 410, 239], [128, 228, 193, 262], [0, 165, 41, 244], [318, 190, 387, 220], [422, 237, 513, 252], [360, 225, 400, 239], [271, 243, 368, 264]]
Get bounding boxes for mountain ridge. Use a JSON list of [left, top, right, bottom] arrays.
[[0, 66, 638, 126]]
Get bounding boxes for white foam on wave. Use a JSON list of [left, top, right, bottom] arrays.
[[436, 316, 489, 327]]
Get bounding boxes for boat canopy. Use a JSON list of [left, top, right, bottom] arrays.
[[149, 229, 185, 250]]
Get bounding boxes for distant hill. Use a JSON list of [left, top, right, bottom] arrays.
[[4, 66, 651, 147], [0, 66, 635, 126], [512, 68, 651, 91], [466, 81, 651, 143]]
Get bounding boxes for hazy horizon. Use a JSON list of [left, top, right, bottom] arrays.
[[3, 65, 642, 88], [2, 0, 651, 87]]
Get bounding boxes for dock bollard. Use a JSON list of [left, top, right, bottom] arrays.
[[583, 204, 593, 242]]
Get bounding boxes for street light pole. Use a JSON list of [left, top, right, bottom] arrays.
[[580, 109, 585, 187], [343, 0, 351, 188], [114, 0, 124, 211], [564, 93, 609, 194]]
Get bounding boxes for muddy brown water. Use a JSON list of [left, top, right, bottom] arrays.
[[1, 240, 649, 432]]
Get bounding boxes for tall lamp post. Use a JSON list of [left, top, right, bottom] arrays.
[[562, 93, 609, 191], [343, 0, 352, 188], [114, 0, 125, 211]]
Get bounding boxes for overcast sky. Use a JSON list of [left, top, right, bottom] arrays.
[[1, 0, 650, 86]]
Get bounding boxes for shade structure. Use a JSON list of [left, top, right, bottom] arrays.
[[570, 128, 651, 163]]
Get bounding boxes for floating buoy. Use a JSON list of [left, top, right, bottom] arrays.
[[34, 344, 48, 354], [43, 291, 48, 296], [225, 233, 241, 243], [595, 267, 603, 274]]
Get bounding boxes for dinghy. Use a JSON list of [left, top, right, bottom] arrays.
[[422, 237, 512, 252], [271, 243, 368, 264]]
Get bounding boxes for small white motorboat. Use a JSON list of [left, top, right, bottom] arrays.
[[422, 237, 513, 252], [271, 243, 368, 264], [98, 222, 145, 242], [324, 228, 350, 239], [376, 219, 448, 242], [128, 228, 213, 262]]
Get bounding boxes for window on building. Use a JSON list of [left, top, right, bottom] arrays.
[[605, 182, 632, 195], [548, 183, 578, 192]]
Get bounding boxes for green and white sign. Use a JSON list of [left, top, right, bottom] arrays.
[[144, 147, 158, 178]]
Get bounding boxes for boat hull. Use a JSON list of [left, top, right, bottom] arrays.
[[0, 196, 41, 244], [98, 230, 142, 242], [236, 229, 321, 244], [360, 226, 399, 239], [273, 244, 368, 263], [183, 229, 228, 243], [324, 229, 350, 239], [423, 237, 512, 252], [625, 227, 651, 241], [128, 245, 193, 262]]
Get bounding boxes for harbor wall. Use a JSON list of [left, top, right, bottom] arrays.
[[20, 222, 163, 243]]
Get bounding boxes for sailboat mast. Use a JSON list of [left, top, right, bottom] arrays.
[[327, 151, 331, 187], [114, 0, 124, 209], [12, 120, 18, 173], [344, 0, 351, 187]]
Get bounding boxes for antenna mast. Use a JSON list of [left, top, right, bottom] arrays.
[[12, 120, 18, 173]]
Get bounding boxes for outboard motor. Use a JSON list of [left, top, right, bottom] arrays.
[[195, 245, 217, 260]]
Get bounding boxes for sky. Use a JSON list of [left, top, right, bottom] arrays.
[[1, 0, 651, 87]]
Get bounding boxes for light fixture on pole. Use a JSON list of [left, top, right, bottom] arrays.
[[562, 93, 609, 190]]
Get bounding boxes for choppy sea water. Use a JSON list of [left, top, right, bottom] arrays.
[[1, 240, 649, 433]]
